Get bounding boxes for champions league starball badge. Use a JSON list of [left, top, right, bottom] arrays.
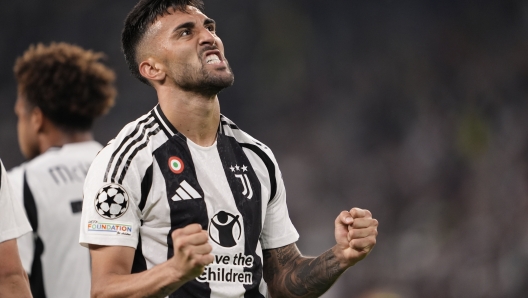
[[94, 184, 129, 219]]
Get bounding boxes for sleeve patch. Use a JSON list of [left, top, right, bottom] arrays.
[[94, 183, 130, 219], [86, 220, 133, 236]]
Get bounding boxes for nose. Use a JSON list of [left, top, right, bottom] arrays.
[[198, 27, 217, 47]]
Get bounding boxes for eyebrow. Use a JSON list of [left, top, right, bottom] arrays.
[[172, 18, 216, 34], [204, 18, 215, 26], [173, 21, 195, 33]]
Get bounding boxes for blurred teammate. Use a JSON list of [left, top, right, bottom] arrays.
[[80, 0, 378, 297], [9, 42, 116, 298], [0, 159, 32, 298]]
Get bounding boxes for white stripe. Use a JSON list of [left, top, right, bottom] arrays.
[[180, 180, 202, 199], [176, 187, 192, 200], [171, 194, 182, 201], [106, 116, 155, 181], [112, 122, 160, 182], [154, 107, 175, 136]]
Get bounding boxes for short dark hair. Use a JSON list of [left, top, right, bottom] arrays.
[[14, 42, 116, 132], [122, 0, 205, 85]]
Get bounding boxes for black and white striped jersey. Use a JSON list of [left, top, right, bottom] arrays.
[[9, 142, 102, 298], [0, 159, 31, 243], [80, 105, 299, 298]]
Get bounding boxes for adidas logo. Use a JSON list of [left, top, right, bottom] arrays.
[[171, 180, 202, 201]]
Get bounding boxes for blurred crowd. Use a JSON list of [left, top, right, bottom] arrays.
[[1, 0, 527, 297]]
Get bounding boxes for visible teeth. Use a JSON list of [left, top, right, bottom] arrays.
[[206, 54, 221, 64]]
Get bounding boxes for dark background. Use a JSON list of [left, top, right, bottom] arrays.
[[2, 1, 528, 297]]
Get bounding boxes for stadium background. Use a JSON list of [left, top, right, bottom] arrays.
[[1, 0, 528, 297]]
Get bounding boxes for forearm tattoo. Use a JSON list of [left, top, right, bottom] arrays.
[[263, 244, 345, 298]]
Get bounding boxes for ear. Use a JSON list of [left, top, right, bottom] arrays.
[[139, 58, 166, 84], [30, 106, 44, 134]]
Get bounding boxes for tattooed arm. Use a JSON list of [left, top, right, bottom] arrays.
[[263, 244, 345, 298], [263, 208, 378, 298]]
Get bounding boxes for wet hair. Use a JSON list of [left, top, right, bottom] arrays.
[[122, 0, 204, 85], [13, 42, 116, 132]]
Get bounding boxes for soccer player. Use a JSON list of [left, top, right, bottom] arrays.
[[9, 42, 117, 298], [80, 0, 378, 297], [0, 159, 32, 298]]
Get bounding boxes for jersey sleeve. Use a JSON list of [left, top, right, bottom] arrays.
[[79, 142, 144, 249], [6, 164, 34, 273], [259, 155, 299, 250], [0, 160, 32, 243]]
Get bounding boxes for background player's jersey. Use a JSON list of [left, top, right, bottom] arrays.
[[80, 105, 299, 298], [0, 159, 31, 243], [9, 141, 102, 298]]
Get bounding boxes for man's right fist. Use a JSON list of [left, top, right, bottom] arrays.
[[170, 223, 214, 282]]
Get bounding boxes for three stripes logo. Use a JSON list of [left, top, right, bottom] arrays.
[[171, 180, 202, 201]]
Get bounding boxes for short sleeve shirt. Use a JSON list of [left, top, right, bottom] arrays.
[[0, 159, 31, 243], [80, 105, 299, 297]]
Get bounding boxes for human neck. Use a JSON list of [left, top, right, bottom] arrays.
[[157, 87, 220, 147], [38, 129, 93, 154]]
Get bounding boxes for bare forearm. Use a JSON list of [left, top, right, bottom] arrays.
[[92, 261, 186, 298], [263, 245, 346, 298], [90, 226, 212, 298], [0, 239, 31, 298], [0, 273, 32, 298]]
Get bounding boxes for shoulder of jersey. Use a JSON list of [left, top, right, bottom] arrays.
[[92, 110, 165, 184], [220, 114, 276, 158], [6, 162, 26, 193], [98, 112, 163, 156]]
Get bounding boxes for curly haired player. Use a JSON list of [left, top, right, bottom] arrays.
[[8, 42, 117, 298]]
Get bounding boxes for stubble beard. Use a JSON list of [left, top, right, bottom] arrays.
[[172, 58, 235, 97]]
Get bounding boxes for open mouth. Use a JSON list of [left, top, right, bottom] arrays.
[[206, 53, 221, 65]]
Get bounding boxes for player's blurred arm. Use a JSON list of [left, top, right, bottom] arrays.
[[263, 207, 378, 298], [0, 239, 32, 298], [89, 224, 213, 298]]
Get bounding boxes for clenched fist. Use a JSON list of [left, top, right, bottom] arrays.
[[334, 207, 378, 267]]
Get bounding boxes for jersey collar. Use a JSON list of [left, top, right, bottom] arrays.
[[152, 104, 179, 138], [152, 104, 228, 139]]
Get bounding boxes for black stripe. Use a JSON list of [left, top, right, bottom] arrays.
[[70, 200, 83, 213], [217, 135, 264, 298], [154, 105, 178, 136], [151, 109, 171, 137], [139, 163, 153, 211], [151, 138, 211, 297], [132, 162, 154, 274], [23, 172, 46, 298], [117, 127, 161, 184], [0, 160, 3, 190], [240, 143, 277, 202], [103, 116, 153, 182], [131, 232, 147, 274], [110, 121, 158, 183], [221, 120, 239, 130]]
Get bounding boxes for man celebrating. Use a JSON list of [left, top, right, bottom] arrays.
[[80, 0, 378, 297], [9, 42, 117, 298]]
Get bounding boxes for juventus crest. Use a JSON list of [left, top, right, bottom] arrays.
[[229, 164, 253, 199]]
